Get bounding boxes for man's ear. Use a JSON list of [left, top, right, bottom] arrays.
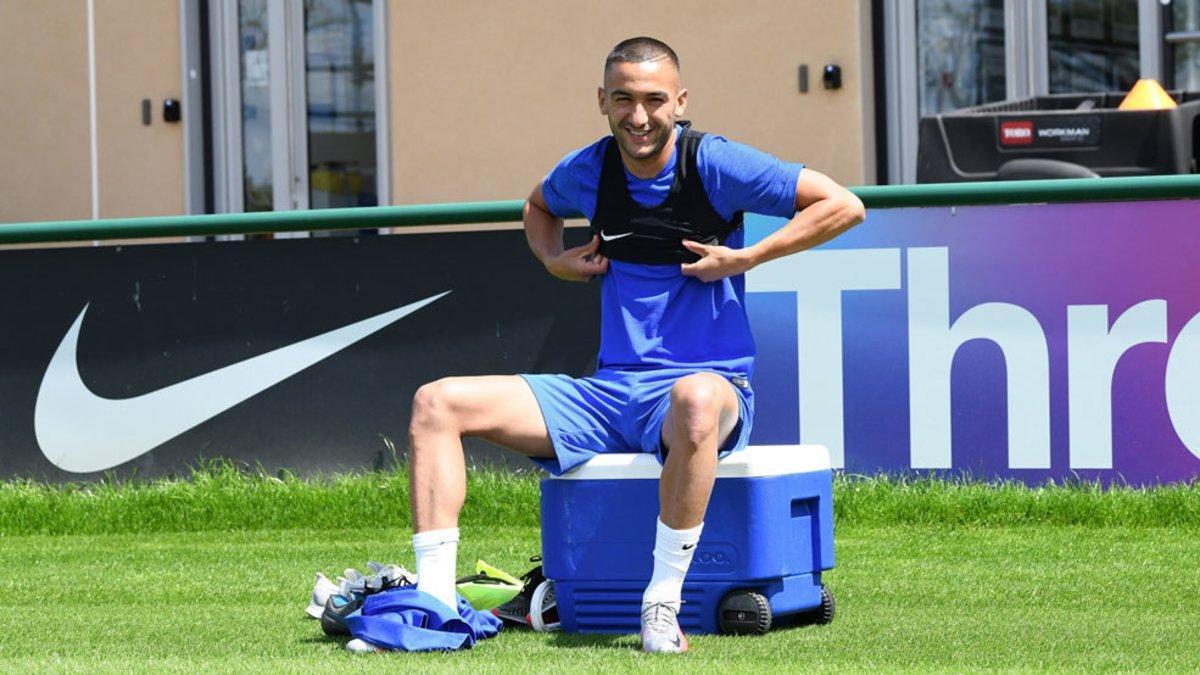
[[675, 88, 688, 117], [597, 86, 608, 115]]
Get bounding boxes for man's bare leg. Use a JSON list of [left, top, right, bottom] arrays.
[[659, 373, 740, 527], [407, 375, 553, 606], [642, 372, 740, 653]]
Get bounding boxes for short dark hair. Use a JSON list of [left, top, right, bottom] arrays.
[[604, 37, 679, 75]]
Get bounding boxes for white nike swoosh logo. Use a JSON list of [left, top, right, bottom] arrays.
[[34, 291, 449, 473], [600, 231, 633, 242]]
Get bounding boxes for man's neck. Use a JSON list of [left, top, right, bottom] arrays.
[[619, 126, 678, 180]]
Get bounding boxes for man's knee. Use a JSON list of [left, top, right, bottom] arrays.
[[410, 378, 464, 438], [668, 374, 729, 444]]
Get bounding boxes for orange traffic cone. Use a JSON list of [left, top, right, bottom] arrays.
[[1118, 79, 1177, 111]]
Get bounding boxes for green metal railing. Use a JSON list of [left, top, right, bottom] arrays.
[[2, 174, 1198, 245]]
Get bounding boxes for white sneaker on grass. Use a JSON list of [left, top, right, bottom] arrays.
[[345, 638, 384, 654], [308, 563, 415, 619], [365, 561, 416, 592], [306, 573, 339, 619], [343, 562, 416, 595], [640, 602, 688, 654]]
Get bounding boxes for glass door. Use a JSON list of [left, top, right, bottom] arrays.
[[238, 0, 274, 212], [883, 0, 1164, 184], [304, 0, 379, 210], [917, 0, 1008, 116], [886, 0, 1022, 183], [1046, 0, 1141, 93], [1166, 0, 1200, 90], [208, 0, 388, 220]]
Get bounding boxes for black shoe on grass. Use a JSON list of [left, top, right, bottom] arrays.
[[320, 593, 363, 636], [491, 557, 546, 626]]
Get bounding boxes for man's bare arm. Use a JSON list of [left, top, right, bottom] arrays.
[[742, 168, 865, 267], [680, 169, 865, 282], [524, 182, 608, 282]]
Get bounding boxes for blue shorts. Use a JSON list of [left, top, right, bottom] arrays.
[[519, 368, 754, 476]]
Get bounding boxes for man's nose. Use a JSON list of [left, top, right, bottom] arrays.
[[630, 104, 649, 127]]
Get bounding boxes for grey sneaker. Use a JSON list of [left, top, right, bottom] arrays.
[[640, 602, 688, 654]]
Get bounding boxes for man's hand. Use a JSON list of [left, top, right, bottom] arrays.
[[679, 240, 751, 283], [544, 235, 609, 282]]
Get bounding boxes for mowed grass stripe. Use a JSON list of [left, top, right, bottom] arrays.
[[0, 465, 541, 535], [0, 525, 1196, 672], [2, 465, 1199, 535]]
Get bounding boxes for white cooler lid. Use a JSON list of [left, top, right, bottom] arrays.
[[550, 444, 831, 480]]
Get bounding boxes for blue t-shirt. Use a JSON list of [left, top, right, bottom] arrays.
[[542, 126, 803, 376]]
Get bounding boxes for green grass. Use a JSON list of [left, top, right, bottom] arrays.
[[0, 464, 541, 536], [2, 466, 1199, 671], [2, 464, 1199, 536], [1, 525, 1197, 672]]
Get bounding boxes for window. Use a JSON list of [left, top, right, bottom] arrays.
[[202, 0, 389, 219]]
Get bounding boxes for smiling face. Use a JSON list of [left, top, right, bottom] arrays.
[[598, 58, 688, 177]]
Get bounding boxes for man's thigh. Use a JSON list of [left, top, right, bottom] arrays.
[[519, 372, 632, 475], [428, 375, 555, 459]]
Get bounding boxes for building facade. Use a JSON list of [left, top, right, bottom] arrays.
[[1, 0, 1196, 224]]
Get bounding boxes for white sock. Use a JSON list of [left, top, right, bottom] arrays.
[[642, 518, 703, 610], [413, 527, 459, 610]]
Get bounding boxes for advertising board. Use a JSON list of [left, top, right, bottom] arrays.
[[3, 197, 1198, 484], [747, 199, 1200, 484]]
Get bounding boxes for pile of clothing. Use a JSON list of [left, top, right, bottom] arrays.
[[305, 558, 557, 653]]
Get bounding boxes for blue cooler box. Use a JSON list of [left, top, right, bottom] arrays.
[[540, 444, 834, 634]]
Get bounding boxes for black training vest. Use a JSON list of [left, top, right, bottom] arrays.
[[591, 121, 743, 265]]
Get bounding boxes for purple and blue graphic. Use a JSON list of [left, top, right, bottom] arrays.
[[744, 199, 1200, 485]]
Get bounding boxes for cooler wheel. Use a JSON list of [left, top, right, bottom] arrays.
[[717, 590, 772, 635], [795, 584, 836, 625], [812, 584, 835, 625]]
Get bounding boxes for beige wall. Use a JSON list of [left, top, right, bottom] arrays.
[[1, 1, 874, 224], [94, 1, 185, 220], [0, 2, 92, 223], [0, 1, 183, 224], [388, 0, 875, 205]]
